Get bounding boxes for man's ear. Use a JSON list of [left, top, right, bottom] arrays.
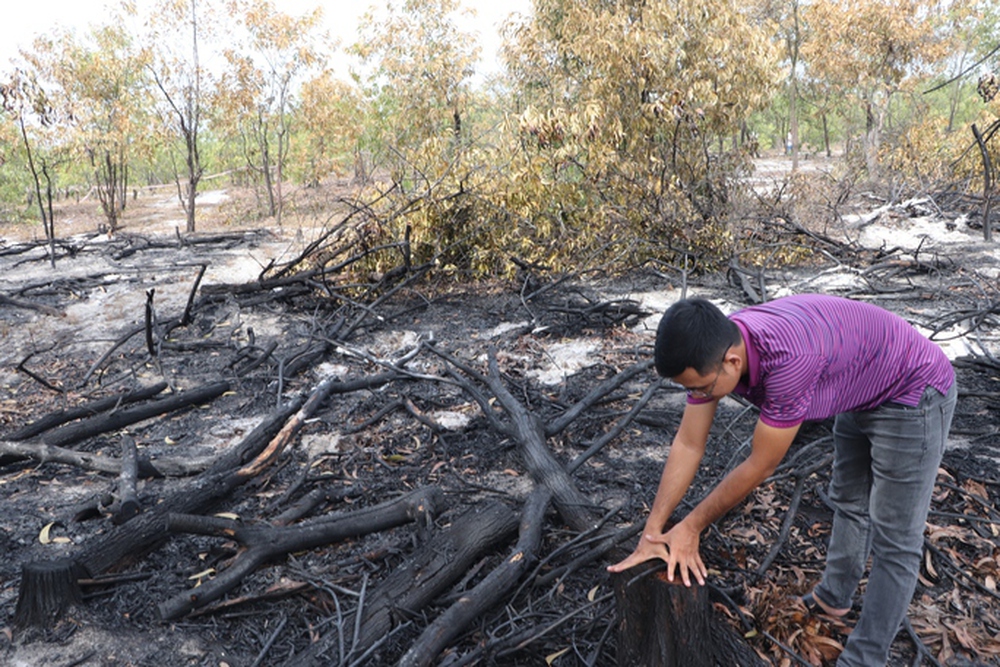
[[723, 345, 742, 373]]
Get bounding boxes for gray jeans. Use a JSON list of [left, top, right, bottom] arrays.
[[814, 382, 957, 667]]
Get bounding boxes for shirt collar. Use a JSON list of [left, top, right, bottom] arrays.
[[733, 318, 758, 393]]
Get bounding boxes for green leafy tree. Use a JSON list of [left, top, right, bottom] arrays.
[[497, 0, 780, 269]]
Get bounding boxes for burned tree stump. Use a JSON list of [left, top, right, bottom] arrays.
[[13, 558, 88, 630], [612, 560, 767, 667], [613, 561, 715, 667]]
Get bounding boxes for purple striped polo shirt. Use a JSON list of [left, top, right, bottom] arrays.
[[690, 294, 954, 428]]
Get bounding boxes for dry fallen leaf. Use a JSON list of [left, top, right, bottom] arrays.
[[544, 647, 570, 665]]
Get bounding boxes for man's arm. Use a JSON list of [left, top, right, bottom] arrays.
[[652, 419, 801, 586], [607, 399, 718, 573]]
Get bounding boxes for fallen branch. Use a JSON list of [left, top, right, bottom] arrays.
[[158, 485, 446, 619], [288, 501, 520, 666], [0, 439, 214, 477], [397, 488, 553, 667]]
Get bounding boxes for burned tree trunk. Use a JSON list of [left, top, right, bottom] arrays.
[[613, 562, 716, 667], [612, 560, 767, 667], [13, 559, 88, 630]]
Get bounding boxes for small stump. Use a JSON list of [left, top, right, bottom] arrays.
[[14, 558, 88, 630], [612, 561, 715, 667]]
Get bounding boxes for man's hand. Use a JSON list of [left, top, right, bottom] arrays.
[[606, 532, 670, 574], [606, 520, 707, 587], [649, 520, 707, 587]]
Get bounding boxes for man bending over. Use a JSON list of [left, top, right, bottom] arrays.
[[608, 294, 956, 666]]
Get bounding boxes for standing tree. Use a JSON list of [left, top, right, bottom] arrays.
[[1, 61, 72, 266], [133, 0, 216, 233], [293, 70, 365, 186], [213, 0, 325, 225], [350, 0, 481, 190], [802, 0, 945, 177], [346, 0, 485, 273], [497, 0, 780, 270], [32, 25, 153, 232]]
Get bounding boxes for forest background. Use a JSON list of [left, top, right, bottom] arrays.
[[1, 0, 1000, 278]]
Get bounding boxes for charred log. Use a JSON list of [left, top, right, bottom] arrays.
[[4, 381, 169, 441], [288, 501, 520, 666], [112, 435, 141, 525], [397, 487, 553, 667], [41, 381, 231, 447]]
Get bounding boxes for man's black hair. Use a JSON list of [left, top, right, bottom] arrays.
[[654, 298, 742, 378]]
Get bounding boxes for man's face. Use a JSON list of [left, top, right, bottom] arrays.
[[672, 352, 739, 400]]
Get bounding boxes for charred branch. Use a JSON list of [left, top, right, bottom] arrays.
[[41, 381, 231, 447], [112, 436, 141, 525], [158, 485, 446, 620], [4, 381, 168, 441], [0, 439, 214, 477], [397, 487, 553, 667], [288, 500, 519, 666]]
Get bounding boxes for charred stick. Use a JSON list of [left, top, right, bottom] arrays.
[[233, 341, 278, 377], [545, 358, 655, 437], [0, 292, 62, 316], [924, 539, 1000, 603], [272, 485, 364, 526], [16, 352, 64, 393], [250, 615, 288, 667], [144, 288, 158, 358], [757, 452, 832, 574], [757, 474, 807, 575], [79, 317, 181, 388], [533, 522, 643, 589], [567, 377, 663, 474], [5, 381, 168, 441], [343, 399, 405, 434], [179, 263, 206, 327], [902, 617, 943, 667], [237, 373, 398, 479]]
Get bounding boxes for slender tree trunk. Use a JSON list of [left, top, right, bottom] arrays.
[[185, 0, 202, 233], [972, 123, 994, 242], [18, 115, 55, 267], [788, 0, 801, 172]]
